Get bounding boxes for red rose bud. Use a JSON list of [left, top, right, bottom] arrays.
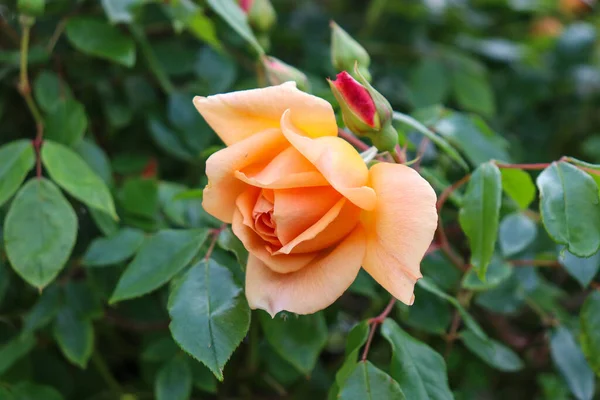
[[262, 56, 310, 92], [239, 0, 254, 13], [328, 68, 397, 152], [248, 0, 276, 32], [330, 21, 371, 82]]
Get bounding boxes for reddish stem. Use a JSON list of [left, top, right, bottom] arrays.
[[495, 162, 551, 170], [444, 310, 461, 358], [337, 129, 371, 152], [436, 174, 471, 211], [509, 259, 562, 267], [205, 224, 226, 261], [413, 138, 430, 171], [361, 297, 397, 361]]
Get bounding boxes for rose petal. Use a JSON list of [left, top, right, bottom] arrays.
[[193, 82, 337, 146], [234, 146, 329, 189], [202, 128, 287, 223], [280, 110, 376, 210], [361, 163, 438, 305], [273, 186, 342, 245], [232, 207, 316, 274], [275, 198, 361, 255], [245, 226, 366, 316]]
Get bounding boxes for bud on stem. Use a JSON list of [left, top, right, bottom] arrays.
[[262, 56, 310, 92], [328, 66, 398, 152], [330, 21, 371, 82]]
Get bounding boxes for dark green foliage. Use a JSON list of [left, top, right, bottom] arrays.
[[1, 0, 600, 399]]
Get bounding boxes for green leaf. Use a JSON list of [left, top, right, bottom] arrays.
[[408, 59, 450, 108], [537, 161, 600, 257], [338, 361, 406, 400], [9, 382, 64, 400], [195, 48, 238, 94], [392, 111, 468, 171], [110, 229, 209, 303], [435, 113, 510, 165], [75, 139, 113, 186], [33, 70, 73, 113], [580, 291, 600, 377], [44, 99, 87, 146], [168, 259, 250, 381], [559, 249, 600, 288], [403, 286, 452, 334], [205, 0, 264, 55], [0, 335, 36, 376], [22, 285, 61, 334], [190, 359, 218, 393], [42, 140, 117, 219], [460, 330, 524, 372], [500, 168, 536, 209], [259, 311, 328, 376], [82, 228, 145, 268], [381, 319, 453, 400], [0, 140, 35, 207], [538, 373, 571, 400], [90, 208, 119, 237], [459, 162, 502, 278], [101, 0, 140, 24], [65, 17, 136, 67], [53, 305, 94, 368], [155, 356, 193, 400], [462, 257, 512, 291], [217, 228, 248, 268], [148, 117, 195, 162], [417, 278, 488, 342], [64, 281, 103, 319], [499, 212, 537, 257], [4, 178, 77, 289], [550, 326, 595, 400], [449, 53, 495, 117], [119, 177, 159, 220], [335, 321, 370, 389], [142, 337, 179, 362]]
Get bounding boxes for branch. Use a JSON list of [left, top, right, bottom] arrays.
[[337, 128, 371, 152], [361, 297, 396, 361], [509, 259, 562, 267], [18, 16, 44, 178]]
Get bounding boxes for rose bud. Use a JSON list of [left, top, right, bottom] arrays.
[[328, 67, 398, 152], [240, 0, 276, 32], [262, 56, 310, 92], [18, 0, 45, 17], [330, 21, 371, 82]]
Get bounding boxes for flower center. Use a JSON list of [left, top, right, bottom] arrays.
[[252, 189, 281, 248]]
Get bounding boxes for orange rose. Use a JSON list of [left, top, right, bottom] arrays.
[[194, 82, 437, 316]]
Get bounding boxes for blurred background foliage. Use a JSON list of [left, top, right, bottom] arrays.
[[1, 0, 600, 399]]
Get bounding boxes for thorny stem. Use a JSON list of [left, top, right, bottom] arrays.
[[509, 259, 562, 267], [361, 297, 396, 361], [18, 17, 44, 178], [338, 129, 371, 152], [444, 310, 461, 358], [46, 18, 67, 54], [205, 224, 227, 261]]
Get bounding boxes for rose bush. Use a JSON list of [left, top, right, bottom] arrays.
[[194, 82, 438, 316]]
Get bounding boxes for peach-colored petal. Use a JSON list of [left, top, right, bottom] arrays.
[[193, 82, 337, 146], [245, 226, 366, 316], [285, 199, 361, 254], [273, 186, 342, 245], [234, 146, 328, 188], [202, 128, 288, 223], [361, 163, 438, 305], [232, 208, 316, 274], [280, 110, 376, 210]]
